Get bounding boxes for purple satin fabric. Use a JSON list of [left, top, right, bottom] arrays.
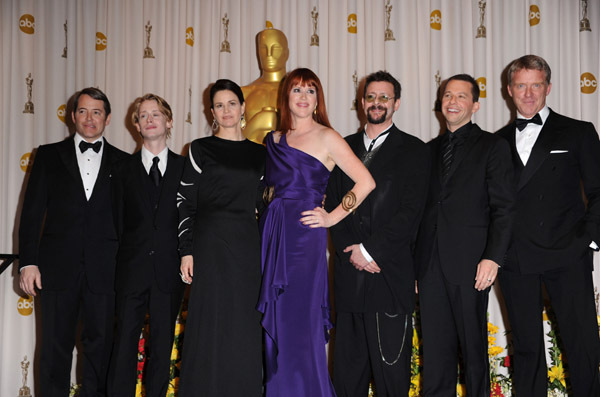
[[257, 132, 336, 396]]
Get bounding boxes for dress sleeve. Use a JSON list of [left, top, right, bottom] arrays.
[[177, 141, 203, 257]]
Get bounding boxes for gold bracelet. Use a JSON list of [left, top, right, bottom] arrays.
[[263, 186, 274, 205], [341, 191, 357, 212]]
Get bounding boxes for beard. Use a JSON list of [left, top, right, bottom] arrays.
[[366, 105, 387, 124]]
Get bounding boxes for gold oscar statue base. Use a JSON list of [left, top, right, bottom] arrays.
[[580, 18, 591, 32], [143, 47, 155, 59], [62, 48, 67, 58], [185, 112, 191, 124], [310, 35, 319, 46], [351, 99, 357, 111], [18, 386, 32, 397], [384, 29, 395, 41], [220, 41, 231, 53], [23, 102, 34, 114], [476, 25, 486, 38]]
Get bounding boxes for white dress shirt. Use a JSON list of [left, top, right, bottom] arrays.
[[515, 106, 550, 165], [141, 145, 168, 175], [74, 134, 104, 200]]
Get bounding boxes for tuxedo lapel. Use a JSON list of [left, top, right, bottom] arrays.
[[367, 128, 403, 178], [89, 138, 113, 203], [57, 137, 85, 192], [518, 114, 561, 190]]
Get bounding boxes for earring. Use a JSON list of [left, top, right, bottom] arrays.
[[212, 119, 218, 131], [240, 115, 247, 130], [313, 108, 317, 115]]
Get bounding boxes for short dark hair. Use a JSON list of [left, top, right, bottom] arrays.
[[73, 87, 111, 116], [445, 74, 480, 102], [507, 55, 551, 86], [363, 71, 401, 100], [210, 79, 245, 108]]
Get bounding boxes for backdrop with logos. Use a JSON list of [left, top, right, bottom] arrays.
[[0, 0, 598, 396]]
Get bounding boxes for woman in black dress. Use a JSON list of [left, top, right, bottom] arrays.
[[177, 79, 265, 396]]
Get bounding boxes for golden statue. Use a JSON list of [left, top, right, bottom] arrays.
[[241, 28, 289, 144]]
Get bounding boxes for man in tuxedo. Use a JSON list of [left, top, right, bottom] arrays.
[[326, 71, 431, 396], [108, 94, 184, 396], [496, 55, 600, 396], [19, 87, 128, 396], [415, 74, 515, 396]]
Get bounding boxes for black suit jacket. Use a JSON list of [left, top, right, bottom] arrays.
[[326, 125, 431, 314], [111, 150, 185, 293], [19, 136, 128, 293], [415, 123, 515, 285], [496, 109, 600, 274]]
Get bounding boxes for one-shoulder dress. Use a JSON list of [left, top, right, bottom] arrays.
[[257, 132, 336, 396]]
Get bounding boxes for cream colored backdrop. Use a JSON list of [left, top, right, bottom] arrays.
[[0, 0, 598, 395]]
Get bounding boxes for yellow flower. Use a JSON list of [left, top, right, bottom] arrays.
[[548, 364, 566, 388], [543, 309, 549, 321], [457, 383, 467, 397], [170, 347, 179, 361], [488, 335, 496, 346], [487, 322, 499, 335], [412, 331, 420, 347], [135, 381, 143, 397], [488, 346, 504, 357], [174, 323, 184, 335]]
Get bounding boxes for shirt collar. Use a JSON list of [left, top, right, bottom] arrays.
[[516, 106, 549, 124], [141, 145, 169, 173]]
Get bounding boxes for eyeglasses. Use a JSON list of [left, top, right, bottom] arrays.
[[365, 94, 395, 103]]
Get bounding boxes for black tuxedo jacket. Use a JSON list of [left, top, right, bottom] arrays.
[[415, 123, 515, 285], [19, 136, 128, 293], [496, 109, 600, 274], [326, 125, 431, 314], [112, 150, 185, 293]]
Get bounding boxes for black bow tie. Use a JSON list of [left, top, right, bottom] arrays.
[[79, 140, 102, 153], [515, 113, 543, 131]]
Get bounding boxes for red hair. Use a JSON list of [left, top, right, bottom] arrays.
[[278, 68, 332, 133]]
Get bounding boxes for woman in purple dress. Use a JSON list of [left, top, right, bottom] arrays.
[[257, 68, 376, 396]]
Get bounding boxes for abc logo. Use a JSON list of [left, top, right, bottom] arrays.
[[347, 14, 357, 34], [19, 14, 35, 34], [20, 152, 31, 172], [430, 10, 442, 30], [18, 296, 34, 316], [476, 77, 487, 98], [580, 72, 597, 94], [57, 104, 66, 123], [186, 27, 194, 47], [265, 20, 273, 29], [96, 32, 107, 51], [529, 5, 540, 26]]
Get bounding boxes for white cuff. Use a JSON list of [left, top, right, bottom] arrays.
[[590, 241, 599, 250], [359, 243, 374, 263]]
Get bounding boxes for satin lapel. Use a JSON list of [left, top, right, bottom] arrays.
[[518, 116, 561, 190], [446, 125, 482, 180], [89, 139, 113, 202], [57, 137, 84, 192]]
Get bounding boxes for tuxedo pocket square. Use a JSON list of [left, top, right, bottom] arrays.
[[550, 150, 568, 154]]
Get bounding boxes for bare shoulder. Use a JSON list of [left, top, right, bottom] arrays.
[[272, 130, 283, 144]]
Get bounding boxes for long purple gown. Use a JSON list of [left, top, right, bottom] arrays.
[[257, 132, 336, 396]]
